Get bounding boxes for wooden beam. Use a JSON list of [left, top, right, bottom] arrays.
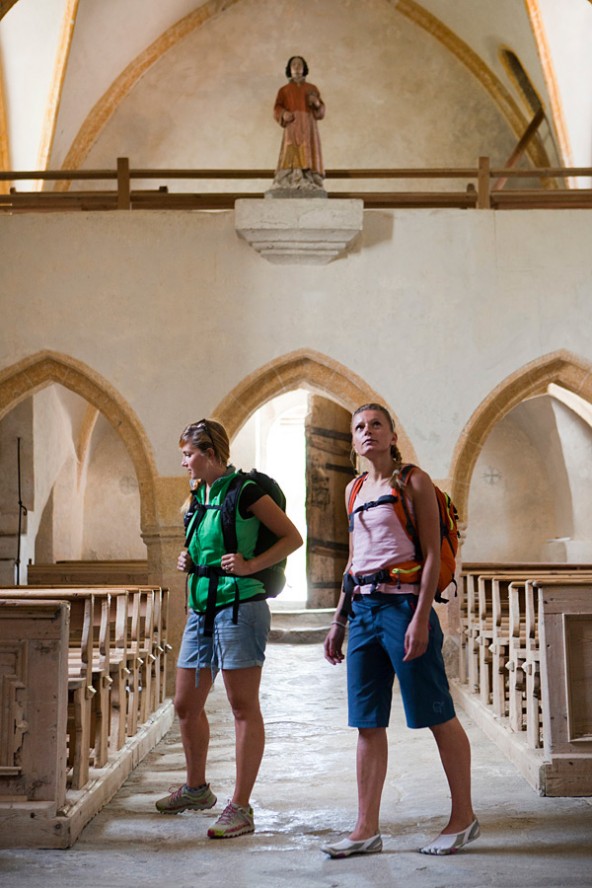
[[0, 0, 19, 22], [117, 157, 131, 209], [493, 108, 545, 191], [477, 156, 491, 208]]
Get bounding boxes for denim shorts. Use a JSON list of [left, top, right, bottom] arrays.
[[347, 593, 456, 730], [177, 599, 271, 677]]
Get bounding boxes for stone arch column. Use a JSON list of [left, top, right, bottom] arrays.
[[0, 350, 158, 532], [449, 350, 592, 521], [212, 347, 418, 462]]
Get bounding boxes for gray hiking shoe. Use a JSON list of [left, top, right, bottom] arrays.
[[207, 800, 255, 838], [155, 783, 217, 814]]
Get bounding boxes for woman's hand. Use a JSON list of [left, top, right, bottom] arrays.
[[324, 623, 346, 665], [221, 552, 251, 576], [177, 549, 194, 573], [403, 613, 429, 662]]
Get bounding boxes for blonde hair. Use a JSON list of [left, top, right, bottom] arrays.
[[179, 418, 230, 511], [350, 403, 404, 489], [179, 418, 230, 465]]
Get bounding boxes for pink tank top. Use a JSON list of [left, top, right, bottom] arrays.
[[350, 481, 417, 596]]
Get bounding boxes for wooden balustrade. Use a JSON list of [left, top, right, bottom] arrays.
[[454, 564, 592, 796], [1, 157, 591, 212], [0, 585, 173, 848]]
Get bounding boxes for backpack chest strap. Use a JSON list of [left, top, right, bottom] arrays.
[[348, 494, 399, 531]]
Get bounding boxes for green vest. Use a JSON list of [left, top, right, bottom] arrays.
[[186, 470, 265, 613]]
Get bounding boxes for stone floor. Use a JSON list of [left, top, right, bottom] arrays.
[[1, 641, 591, 888]]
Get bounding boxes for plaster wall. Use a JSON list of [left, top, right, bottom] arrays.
[[552, 399, 592, 560], [462, 408, 556, 563], [0, 398, 33, 583], [48, 0, 200, 169], [0, 0, 67, 172], [82, 414, 145, 559], [1, 207, 591, 487], [18, 386, 86, 572], [0, 397, 33, 535], [537, 0, 592, 168]]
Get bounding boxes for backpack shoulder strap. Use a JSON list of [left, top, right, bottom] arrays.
[[219, 472, 247, 553], [184, 487, 207, 549], [392, 464, 422, 559], [347, 473, 367, 515]]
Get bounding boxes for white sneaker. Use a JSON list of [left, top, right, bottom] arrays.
[[321, 834, 383, 859]]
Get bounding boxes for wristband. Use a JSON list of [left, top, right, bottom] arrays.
[[331, 620, 346, 628]]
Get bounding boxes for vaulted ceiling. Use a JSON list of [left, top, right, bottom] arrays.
[[0, 0, 590, 191]]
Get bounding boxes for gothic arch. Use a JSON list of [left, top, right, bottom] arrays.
[[450, 350, 592, 518], [0, 351, 158, 527], [212, 348, 418, 462]]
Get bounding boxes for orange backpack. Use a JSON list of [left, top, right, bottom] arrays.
[[346, 464, 460, 602]]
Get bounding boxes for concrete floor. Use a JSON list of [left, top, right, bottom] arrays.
[[1, 641, 591, 888]]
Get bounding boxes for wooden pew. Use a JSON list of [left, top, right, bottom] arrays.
[[455, 566, 592, 795], [0, 599, 69, 810], [460, 564, 592, 706], [0, 589, 175, 847], [27, 560, 149, 586], [148, 585, 171, 711], [0, 588, 104, 789], [507, 580, 529, 733], [0, 584, 168, 776], [535, 577, 592, 795]]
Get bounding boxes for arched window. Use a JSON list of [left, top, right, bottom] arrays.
[[500, 48, 543, 115]]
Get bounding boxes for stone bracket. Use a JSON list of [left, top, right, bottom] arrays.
[[234, 198, 364, 265]]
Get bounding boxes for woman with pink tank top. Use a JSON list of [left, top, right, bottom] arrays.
[[321, 404, 479, 860]]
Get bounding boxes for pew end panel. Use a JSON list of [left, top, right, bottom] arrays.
[[0, 600, 69, 810], [538, 582, 592, 795]]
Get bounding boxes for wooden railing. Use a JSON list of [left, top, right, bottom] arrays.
[[1, 156, 592, 212]]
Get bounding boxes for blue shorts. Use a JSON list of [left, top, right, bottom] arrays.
[[177, 599, 270, 678], [346, 593, 456, 730]]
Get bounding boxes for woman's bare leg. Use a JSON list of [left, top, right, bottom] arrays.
[[350, 726, 388, 839], [174, 666, 213, 786], [222, 665, 265, 808], [430, 716, 475, 833]]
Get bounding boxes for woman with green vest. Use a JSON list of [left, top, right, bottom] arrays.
[[155, 418, 303, 838]]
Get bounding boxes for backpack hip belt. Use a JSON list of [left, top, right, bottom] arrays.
[[339, 562, 421, 618], [350, 562, 422, 593]]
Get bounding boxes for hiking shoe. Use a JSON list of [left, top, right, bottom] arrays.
[[155, 783, 217, 814], [207, 800, 255, 838]]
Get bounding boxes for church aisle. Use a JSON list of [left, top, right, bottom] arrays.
[[1, 642, 591, 888]]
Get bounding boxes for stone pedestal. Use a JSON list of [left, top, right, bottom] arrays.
[[234, 198, 363, 265]]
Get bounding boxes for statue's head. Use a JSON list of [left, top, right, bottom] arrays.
[[285, 56, 309, 79]]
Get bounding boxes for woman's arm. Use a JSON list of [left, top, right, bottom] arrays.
[[403, 467, 440, 661], [220, 494, 302, 576]]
